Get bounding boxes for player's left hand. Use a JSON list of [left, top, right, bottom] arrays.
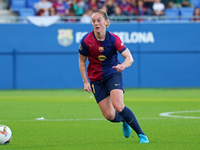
[[112, 64, 125, 72]]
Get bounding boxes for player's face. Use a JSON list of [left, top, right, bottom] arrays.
[[91, 12, 107, 34]]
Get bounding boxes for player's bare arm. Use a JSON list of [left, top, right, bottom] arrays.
[[79, 53, 92, 93], [113, 48, 134, 72]]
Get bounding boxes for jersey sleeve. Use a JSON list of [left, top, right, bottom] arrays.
[[114, 35, 126, 54], [79, 39, 88, 56]]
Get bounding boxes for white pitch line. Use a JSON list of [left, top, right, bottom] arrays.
[[36, 117, 178, 121], [159, 110, 200, 119], [0, 118, 160, 122], [1, 116, 199, 122], [40, 118, 106, 122], [0, 110, 200, 122], [0, 118, 106, 122]]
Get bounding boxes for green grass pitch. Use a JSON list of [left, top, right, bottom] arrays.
[[0, 89, 200, 150]]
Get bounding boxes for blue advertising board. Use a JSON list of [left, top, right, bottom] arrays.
[[0, 23, 199, 89]]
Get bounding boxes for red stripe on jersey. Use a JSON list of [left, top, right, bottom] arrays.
[[83, 31, 103, 81]]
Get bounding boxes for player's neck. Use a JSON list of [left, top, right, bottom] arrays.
[[94, 31, 106, 41]]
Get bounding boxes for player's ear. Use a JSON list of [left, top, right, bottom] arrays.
[[105, 19, 110, 28], [105, 20, 108, 26]]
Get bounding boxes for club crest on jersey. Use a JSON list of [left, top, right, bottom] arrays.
[[98, 55, 106, 61], [99, 47, 104, 52], [57, 29, 74, 47]]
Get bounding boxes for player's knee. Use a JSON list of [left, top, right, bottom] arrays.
[[103, 112, 115, 121], [113, 105, 125, 113]]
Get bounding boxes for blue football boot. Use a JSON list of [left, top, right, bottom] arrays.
[[122, 122, 131, 138], [138, 134, 149, 143]]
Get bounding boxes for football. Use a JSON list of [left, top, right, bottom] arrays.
[[0, 125, 12, 145]]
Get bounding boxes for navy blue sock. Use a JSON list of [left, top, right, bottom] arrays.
[[119, 106, 144, 135], [111, 111, 124, 123]]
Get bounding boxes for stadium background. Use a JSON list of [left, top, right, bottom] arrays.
[[0, 22, 200, 89]]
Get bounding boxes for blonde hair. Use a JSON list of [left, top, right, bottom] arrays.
[[92, 9, 110, 28]]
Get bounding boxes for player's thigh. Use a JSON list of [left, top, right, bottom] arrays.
[[106, 73, 125, 112], [98, 96, 116, 120], [110, 89, 125, 113]]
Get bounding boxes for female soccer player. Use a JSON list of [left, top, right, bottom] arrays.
[[78, 9, 149, 143]]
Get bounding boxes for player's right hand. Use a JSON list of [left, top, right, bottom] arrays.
[[84, 82, 92, 93]]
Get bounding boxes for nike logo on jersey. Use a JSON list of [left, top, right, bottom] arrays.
[[115, 84, 120, 86], [89, 44, 95, 47]]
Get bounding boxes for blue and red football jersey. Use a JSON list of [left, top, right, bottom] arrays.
[[79, 31, 126, 82]]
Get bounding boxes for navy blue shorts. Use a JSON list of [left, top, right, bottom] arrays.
[[90, 72, 124, 103]]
